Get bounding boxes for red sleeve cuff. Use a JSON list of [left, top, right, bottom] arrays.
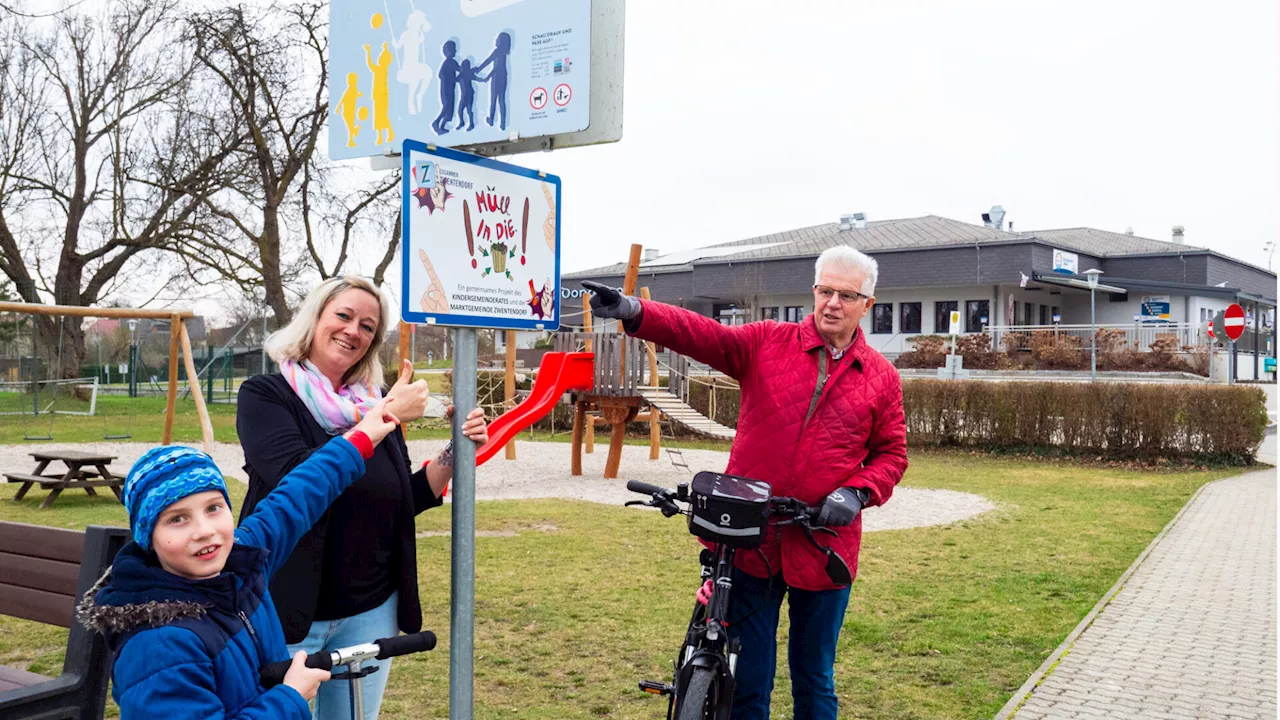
[[348, 431, 374, 460]]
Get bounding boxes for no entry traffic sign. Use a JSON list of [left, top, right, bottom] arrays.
[[1224, 303, 1246, 341]]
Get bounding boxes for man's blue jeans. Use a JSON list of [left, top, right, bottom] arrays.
[[726, 567, 851, 720]]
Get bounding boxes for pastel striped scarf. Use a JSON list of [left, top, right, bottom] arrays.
[[280, 358, 382, 435]]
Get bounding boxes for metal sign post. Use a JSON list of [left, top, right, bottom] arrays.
[[400, 144, 561, 720], [449, 327, 478, 720]]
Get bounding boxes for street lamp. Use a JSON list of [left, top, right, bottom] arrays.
[[1083, 268, 1103, 382], [1265, 240, 1276, 271]]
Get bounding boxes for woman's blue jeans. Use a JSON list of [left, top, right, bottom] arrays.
[[726, 568, 851, 720], [287, 592, 399, 720]]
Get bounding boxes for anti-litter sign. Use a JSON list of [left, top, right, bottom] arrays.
[[401, 140, 561, 330]]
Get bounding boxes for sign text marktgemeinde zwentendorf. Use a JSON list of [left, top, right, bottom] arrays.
[[400, 140, 562, 331]]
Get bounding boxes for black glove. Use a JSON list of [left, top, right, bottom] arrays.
[[582, 281, 643, 325], [815, 487, 869, 528]]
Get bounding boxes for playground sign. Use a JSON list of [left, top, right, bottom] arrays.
[[328, 0, 591, 161], [400, 140, 561, 331]]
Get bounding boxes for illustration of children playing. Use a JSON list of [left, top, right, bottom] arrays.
[[363, 42, 395, 145], [432, 40, 461, 135], [476, 32, 511, 130], [391, 10, 433, 115], [455, 59, 488, 131], [334, 72, 364, 147]]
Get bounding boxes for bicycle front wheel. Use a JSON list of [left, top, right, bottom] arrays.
[[675, 666, 718, 720]]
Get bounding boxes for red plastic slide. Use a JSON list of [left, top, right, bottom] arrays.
[[474, 351, 594, 466]]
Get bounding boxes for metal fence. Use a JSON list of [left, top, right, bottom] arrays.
[[987, 322, 1203, 353]]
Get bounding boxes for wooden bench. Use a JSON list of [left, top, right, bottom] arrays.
[[0, 521, 128, 720]]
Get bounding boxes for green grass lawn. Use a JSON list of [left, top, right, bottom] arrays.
[[0, 395, 733, 450], [0, 450, 1237, 719]]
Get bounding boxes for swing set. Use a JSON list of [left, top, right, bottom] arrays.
[[0, 303, 215, 453]]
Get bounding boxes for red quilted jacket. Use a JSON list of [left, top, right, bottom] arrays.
[[631, 300, 908, 591]]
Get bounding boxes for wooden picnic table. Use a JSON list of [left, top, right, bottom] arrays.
[[5, 450, 122, 509]]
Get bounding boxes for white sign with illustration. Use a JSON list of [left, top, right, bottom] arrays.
[[401, 140, 561, 330], [329, 0, 591, 160], [1052, 249, 1079, 275]]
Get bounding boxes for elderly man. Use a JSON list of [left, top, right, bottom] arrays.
[[585, 245, 907, 720]]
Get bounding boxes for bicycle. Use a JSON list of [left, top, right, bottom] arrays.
[[259, 630, 437, 720], [625, 472, 852, 720]]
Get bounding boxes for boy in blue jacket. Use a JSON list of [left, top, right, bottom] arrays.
[[78, 397, 401, 719]]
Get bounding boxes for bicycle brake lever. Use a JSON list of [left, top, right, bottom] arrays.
[[624, 500, 647, 507], [815, 527, 837, 537]]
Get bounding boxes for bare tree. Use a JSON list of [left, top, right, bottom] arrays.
[[182, 2, 407, 324], [0, 0, 245, 377]]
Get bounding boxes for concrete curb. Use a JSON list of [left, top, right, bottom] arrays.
[[991, 476, 1223, 720]]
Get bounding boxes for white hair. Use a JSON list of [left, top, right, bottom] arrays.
[[814, 245, 878, 296], [265, 275, 394, 389]]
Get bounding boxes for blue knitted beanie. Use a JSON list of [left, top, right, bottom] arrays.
[[123, 446, 229, 551]]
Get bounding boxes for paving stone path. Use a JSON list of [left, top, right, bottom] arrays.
[[1003, 469, 1277, 719]]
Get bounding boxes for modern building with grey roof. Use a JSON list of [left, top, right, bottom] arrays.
[[563, 210, 1276, 377]]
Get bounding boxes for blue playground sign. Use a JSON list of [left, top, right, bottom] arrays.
[[400, 140, 561, 331], [329, 0, 591, 160]]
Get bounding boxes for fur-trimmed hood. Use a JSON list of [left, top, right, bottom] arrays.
[[77, 540, 267, 639]]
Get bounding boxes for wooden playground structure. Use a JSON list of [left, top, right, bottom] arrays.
[[0, 302, 215, 459]]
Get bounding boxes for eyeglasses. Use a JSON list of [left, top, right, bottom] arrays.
[[813, 285, 870, 305]]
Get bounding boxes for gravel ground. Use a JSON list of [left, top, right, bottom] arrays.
[[2, 439, 995, 531]]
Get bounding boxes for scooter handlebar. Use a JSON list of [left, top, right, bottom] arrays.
[[377, 630, 437, 659], [259, 650, 334, 688], [258, 631, 437, 688]]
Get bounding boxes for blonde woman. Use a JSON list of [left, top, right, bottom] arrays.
[[237, 276, 487, 720]]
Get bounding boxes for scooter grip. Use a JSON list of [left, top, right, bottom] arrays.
[[376, 631, 437, 659], [259, 651, 334, 688]]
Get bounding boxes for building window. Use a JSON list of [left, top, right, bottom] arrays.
[[1039, 304, 1049, 325], [760, 306, 779, 321], [1109, 293, 1126, 302], [1051, 306, 1060, 324], [784, 306, 805, 323], [966, 300, 990, 333], [1200, 308, 1208, 323], [901, 302, 922, 334], [872, 304, 893, 334], [935, 301, 958, 334], [1023, 302, 1034, 325]]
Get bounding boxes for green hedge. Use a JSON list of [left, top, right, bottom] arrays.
[[677, 380, 1268, 464]]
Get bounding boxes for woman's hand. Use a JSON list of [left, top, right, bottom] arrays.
[[346, 396, 400, 446], [282, 650, 330, 702], [384, 359, 430, 422], [446, 405, 488, 446]]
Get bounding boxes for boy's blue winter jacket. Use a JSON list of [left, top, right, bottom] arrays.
[[77, 436, 366, 719]]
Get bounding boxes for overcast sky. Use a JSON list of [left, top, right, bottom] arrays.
[[519, 0, 1278, 276], [171, 0, 1278, 318]]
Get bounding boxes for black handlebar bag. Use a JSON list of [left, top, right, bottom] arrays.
[[687, 472, 772, 549]]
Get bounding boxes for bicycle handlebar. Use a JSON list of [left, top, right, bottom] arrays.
[[259, 631, 437, 688], [625, 480, 666, 497], [624, 480, 822, 524]]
